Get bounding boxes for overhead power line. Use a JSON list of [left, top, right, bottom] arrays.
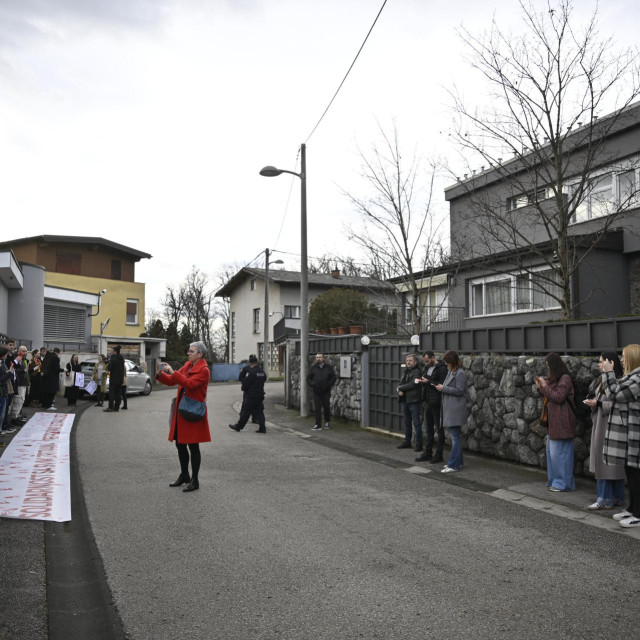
[[304, 0, 389, 143]]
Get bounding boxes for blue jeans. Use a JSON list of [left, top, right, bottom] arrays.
[[596, 479, 626, 506], [446, 426, 463, 470], [546, 437, 576, 491], [402, 401, 422, 447]]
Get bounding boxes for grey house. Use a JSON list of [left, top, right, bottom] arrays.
[[426, 102, 640, 332], [215, 267, 393, 375]]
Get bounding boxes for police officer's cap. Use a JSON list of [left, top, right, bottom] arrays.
[[249, 354, 258, 363]]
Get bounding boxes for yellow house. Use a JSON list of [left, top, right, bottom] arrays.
[[0, 235, 164, 365]]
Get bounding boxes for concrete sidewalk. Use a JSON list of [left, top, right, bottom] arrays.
[[235, 386, 640, 541]]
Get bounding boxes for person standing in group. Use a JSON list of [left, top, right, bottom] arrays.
[[26, 349, 42, 407], [536, 353, 576, 492], [397, 354, 424, 451], [40, 347, 63, 410], [435, 350, 468, 473], [120, 367, 128, 410], [0, 347, 16, 436], [306, 353, 336, 431], [92, 354, 108, 407], [601, 344, 640, 528], [416, 351, 448, 463], [156, 342, 211, 493], [229, 354, 267, 433], [104, 345, 125, 413], [64, 354, 82, 407], [37, 346, 47, 406], [9, 346, 29, 425], [583, 352, 626, 510]]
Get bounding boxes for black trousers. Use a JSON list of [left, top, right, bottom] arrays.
[[626, 465, 640, 517], [120, 386, 128, 409], [40, 392, 56, 409], [237, 396, 265, 430], [176, 442, 201, 479], [424, 403, 444, 458], [313, 390, 331, 426], [108, 383, 122, 411]]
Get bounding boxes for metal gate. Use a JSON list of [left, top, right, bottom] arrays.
[[368, 343, 414, 432]]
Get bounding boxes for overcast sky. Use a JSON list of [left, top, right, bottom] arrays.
[[1, 0, 638, 314]]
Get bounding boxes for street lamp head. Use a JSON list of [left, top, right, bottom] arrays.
[[272, 259, 284, 265], [100, 289, 107, 295], [259, 166, 283, 177]]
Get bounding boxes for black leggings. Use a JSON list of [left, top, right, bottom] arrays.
[[175, 442, 201, 480]]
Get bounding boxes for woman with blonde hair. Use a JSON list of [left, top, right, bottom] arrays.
[[602, 343, 640, 528]]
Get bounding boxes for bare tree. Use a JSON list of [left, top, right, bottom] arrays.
[[162, 267, 218, 360], [448, 0, 640, 318], [343, 123, 452, 334]]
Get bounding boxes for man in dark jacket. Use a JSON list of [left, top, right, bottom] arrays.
[[306, 353, 336, 431], [416, 351, 448, 463], [229, 354, 267, 433], [104, 345, 125, 413], [40, 347, 63, 410], [397, 354, 424, 451]]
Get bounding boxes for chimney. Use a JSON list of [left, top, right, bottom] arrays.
[[330, 268, 341, 279]]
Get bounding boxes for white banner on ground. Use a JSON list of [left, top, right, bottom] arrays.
[[0, 412, 74, 522]]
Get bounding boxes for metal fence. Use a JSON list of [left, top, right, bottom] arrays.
[[368, 343, 415, 433], [420, 316, 640, 354]]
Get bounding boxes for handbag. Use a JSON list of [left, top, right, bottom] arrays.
[[64, 372, 75, 388], [178, 394, 206, 422], [540, 396, 549, 427]]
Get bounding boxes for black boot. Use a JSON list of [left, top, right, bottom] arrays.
[[169, 473, 190, 487], [183, 478, 199, 492]]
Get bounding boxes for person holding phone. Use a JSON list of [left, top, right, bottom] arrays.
[[601, 344, 640, 528], [535, 353, 576, 492], [156, 342, 211, 493], [583, 352, 626, 509]]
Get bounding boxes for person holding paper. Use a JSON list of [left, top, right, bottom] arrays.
[[91, 354, 108, 406], [64, 354, 82, 406]]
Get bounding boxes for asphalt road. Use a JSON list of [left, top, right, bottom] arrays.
[[75, 382, 640, 640]]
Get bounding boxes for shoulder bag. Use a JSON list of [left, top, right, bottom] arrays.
[[178, 394, 206, 422]]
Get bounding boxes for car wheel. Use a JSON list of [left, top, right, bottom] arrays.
[[142, 380, 152, 396]]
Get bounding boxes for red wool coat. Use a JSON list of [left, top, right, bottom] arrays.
[[156, 358, 211, 444]]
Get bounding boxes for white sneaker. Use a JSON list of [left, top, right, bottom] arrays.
[[311, 425, 322, 431], [47, 406, 57, 411], [620, 517, 640, 528], [324, 423, 330, 429], [0, 428, 16, 434], [586, 502, 611, 510], [441, 467, 458, 473], [613, 510, 632, 521]]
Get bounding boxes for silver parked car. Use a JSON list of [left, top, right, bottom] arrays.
[[79, 359, 153, 397]]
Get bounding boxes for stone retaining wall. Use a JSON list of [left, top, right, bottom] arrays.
[[288, 353, 362, 423], [289, 350, 600, 475]]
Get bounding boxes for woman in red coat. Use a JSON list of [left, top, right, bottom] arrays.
[[156, 341, 211, 492]]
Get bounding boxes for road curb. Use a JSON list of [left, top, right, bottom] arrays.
[[45, 402, 127, 640]]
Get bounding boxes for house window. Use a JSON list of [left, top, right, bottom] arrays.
[[573, 175, 614, 223], [253, 308, 260, 333], [231, 311, 236, 339], [250, 279, 257, 291], [284, 305, 301, 319], [111, 259, 122, 280], [55, 251, 81, 275], [469, 268, 562, 317], [506, 187, 547, 211], [126, 299, 139, 325]]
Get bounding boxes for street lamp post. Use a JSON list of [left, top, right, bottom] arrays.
[[263, 247, 283, 379], [260, 143, 309, 416]]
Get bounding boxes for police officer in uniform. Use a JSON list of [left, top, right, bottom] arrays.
[[229, 354, 267, 433]]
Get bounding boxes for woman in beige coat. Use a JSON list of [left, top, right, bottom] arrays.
[[584, 352, 626, 509], [92, 355, 108, 407]]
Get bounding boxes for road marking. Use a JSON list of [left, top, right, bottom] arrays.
[[405, 466, 432, 475]]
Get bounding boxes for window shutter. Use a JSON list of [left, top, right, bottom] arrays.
[[44, 305, 86, 342]]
